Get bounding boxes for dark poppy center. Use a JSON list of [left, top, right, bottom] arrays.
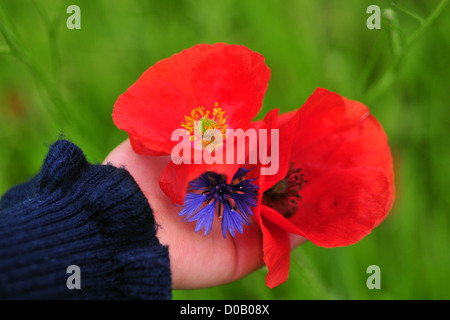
[[262, 162, 307, 219]]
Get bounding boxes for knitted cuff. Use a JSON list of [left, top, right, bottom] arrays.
[[0, 140, 171, 299]]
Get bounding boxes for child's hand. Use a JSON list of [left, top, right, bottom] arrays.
[[104, 140, 306, 289]]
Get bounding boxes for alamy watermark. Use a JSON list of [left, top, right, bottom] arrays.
[[366, 5, 381, 29], [366, 265, 381, 289], [171, 122, 280, 176], [66, 265, 81, 290], [66, 5, 81, 30]]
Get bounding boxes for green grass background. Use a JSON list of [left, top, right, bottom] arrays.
[[1, 0, 449, 299]]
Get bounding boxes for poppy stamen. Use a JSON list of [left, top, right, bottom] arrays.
[[262, 162, 307, 219], [180, 102, 229, 149]]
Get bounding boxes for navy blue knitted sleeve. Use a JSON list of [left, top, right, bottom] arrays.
[[0, 140, 171, 299]]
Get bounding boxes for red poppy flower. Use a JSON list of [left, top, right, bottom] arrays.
[[254, 88, 395, 288], [113, 43, 271, 204], [112, 42, 395, 289]]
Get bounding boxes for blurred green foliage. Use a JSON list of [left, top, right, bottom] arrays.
[[0, 0, 449, 299]]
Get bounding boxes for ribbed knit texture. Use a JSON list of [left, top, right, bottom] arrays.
[[0, 140, 171, 299]]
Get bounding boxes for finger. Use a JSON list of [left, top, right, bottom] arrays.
[[104, 141, 240, 288]]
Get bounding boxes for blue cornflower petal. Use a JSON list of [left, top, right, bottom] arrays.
[[232, 167, 253, 181], [221, 205, 249, 238], [229, 192, 255, 222], [179, 192, 206, 221], [232, 178, 259, 195], [188, 200, 216, 236], [180, 168, 259, 238], [187, 171, 219, 190]]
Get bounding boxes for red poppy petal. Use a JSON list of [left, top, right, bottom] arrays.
[[262, 108, 279, 130], [253, 178, 292, 287], [290, 167, 391, 247], [262, 108, 302, 191], [192, 44, 271, 129], [290, 111, 394, 224], [159, 161, 242, 205], [113, 81, 188, 154], [342, 98, 395, 215], [274, 109, 297, 128], [291, 112, 391, 179], [261, 205, 305, 236], [285, 89, 394, 231], [113, 43, 270, 155], [129, 133, 168, 156], [293, 88, 348, 149], [259, 211, 292, 288]]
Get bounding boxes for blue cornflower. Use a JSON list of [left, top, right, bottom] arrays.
[[179, 168, 259, 238]]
